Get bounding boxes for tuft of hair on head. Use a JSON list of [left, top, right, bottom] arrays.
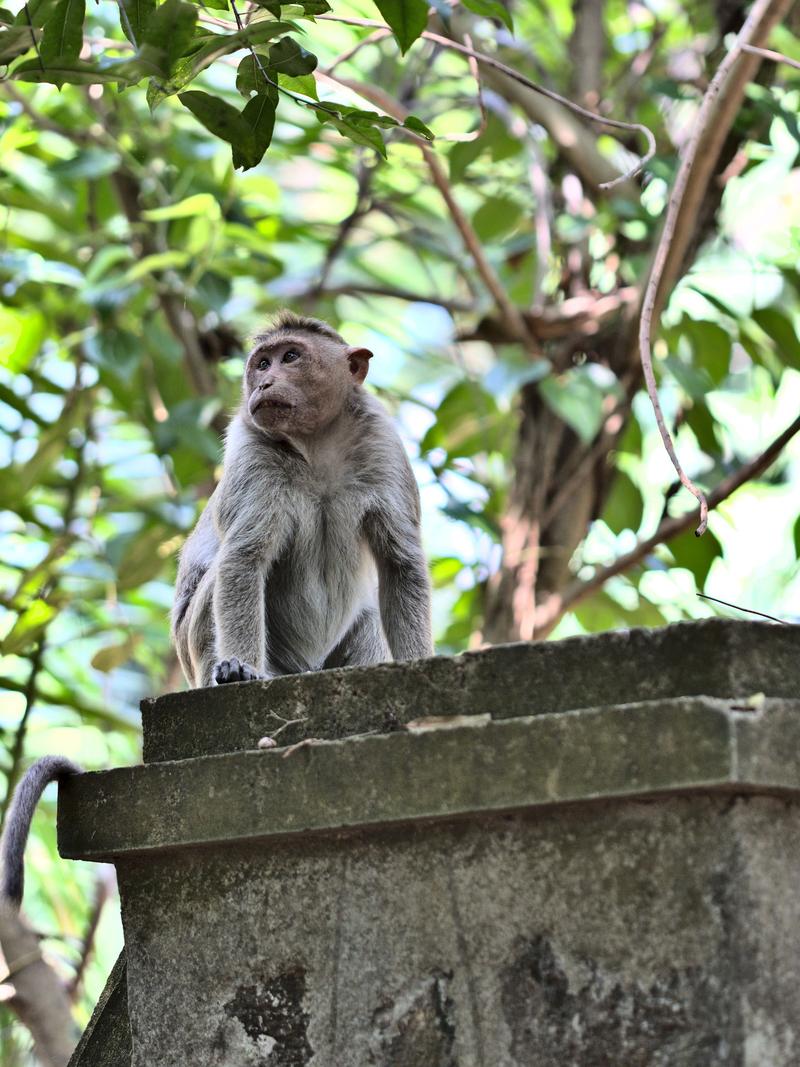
[[253, 310, 346, 348]]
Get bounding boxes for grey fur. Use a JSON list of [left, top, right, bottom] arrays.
[[1, 756, 80, 907], [172, 316, 433, 688]]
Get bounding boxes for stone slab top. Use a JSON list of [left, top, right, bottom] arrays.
[[141, 619, 800, 763], [59, 695, 800, 862]]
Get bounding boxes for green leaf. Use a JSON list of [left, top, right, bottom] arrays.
[[793, 515, 800, 559], [0, 307, 46, 372], [327, 112, 387, 156], [13, 0, 57, 27], [373, 0, 427, 54], [403, 114, 433, 139], [141, 0, 197, 77], [12, 56, 129, 83], [236, 53, 277, 97], [684, 320, 731, 386], [39, 0, 85, 62], [143, 193, 221, 221], [430, 556, 464, 588], [752, 307, 800, 370], [114, 525, 172, 589], [146, 20, 295, 107], [461, 0, 512, 30], [539, 368, 607, 444], [51, 146, 120, 179], [685, 404, 719, 456], [267, 35, 316, 75], [472, 195, 522, 241], [179, 90, 257, 164], [123, 250, 191, 281], [602, 470, 643, 534], [1, 598, 56, 655], [668, 525, 722, 587], [234, 91, 277, 169], [278, 71, 317, 98], [0, 25, 38, 62], [91, 635, 142, 672], [119, 0, 156, 44], [420, 381, 507, 459]]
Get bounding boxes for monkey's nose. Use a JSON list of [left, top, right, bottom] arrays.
[[260, 380, 273, 390]]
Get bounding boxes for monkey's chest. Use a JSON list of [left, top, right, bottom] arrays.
[[267, 503, 377, 667]]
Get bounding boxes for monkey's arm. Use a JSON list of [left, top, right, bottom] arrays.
[[1, 756, 80, 907], [365, 494, 433, 663], [212, 514, 292, 683]]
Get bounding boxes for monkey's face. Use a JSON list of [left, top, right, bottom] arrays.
[[244, 331, 372, 439]]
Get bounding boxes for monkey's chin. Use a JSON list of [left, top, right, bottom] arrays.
[[249, 400, 295, 433]]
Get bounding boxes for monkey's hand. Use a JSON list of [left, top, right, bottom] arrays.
[[213, 658, 269, 684]]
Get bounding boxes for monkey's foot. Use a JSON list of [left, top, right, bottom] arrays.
[[213, 658, 265, 684]]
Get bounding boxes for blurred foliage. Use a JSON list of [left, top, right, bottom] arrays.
[[1, 0, 800, 1058]]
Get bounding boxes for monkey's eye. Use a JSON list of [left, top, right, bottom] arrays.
[[258, 358, 269, 370], [282, 349, 300, 364]]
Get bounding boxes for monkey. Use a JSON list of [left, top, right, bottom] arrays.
[[0, 756, 80, 908], [172, 311, 434, 688]]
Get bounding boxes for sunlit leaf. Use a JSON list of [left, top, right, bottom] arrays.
[[0, 307, 46, 372], [2, 599, 56, 655]]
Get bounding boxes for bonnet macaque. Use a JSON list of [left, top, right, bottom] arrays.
[[172, 311, 433, 687]]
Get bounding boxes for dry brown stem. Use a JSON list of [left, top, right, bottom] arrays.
[[638, 0, 793, 537]]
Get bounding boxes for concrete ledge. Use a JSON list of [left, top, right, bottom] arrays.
[[140, 619, 800, 763], [59, 697, 800, 861]]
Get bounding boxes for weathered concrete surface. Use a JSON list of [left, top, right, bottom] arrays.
[[114, 796, 800, 1066], [140, 619, 800, 762], [60, 697, 800, 860], [68, 952, 130, 1067], [59, 620, 800, 1066]]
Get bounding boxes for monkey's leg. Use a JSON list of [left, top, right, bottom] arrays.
[[187, 569, 218, 688], [323, 607, 390, 669]]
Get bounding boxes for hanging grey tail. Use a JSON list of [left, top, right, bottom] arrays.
[[1, 756, 81, 907]]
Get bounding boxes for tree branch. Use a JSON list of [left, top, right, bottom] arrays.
[[318, 15, 655, 188], [319, 71, 531, 344], [638, 0, 794, 536], [535, 411, 800, 634], [0, 903, 77, 1067]]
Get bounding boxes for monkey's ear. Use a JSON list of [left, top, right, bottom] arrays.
[[347, 346, 373, 385]]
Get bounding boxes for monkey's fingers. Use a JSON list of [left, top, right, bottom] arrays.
[[213, 658, 264, 684]]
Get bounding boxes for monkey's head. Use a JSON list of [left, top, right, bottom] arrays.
[[243, 312, 373, 438]]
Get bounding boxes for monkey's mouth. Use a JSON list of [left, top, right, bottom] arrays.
[[251, 397, 295, 415]]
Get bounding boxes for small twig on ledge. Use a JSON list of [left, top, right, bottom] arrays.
[[697, 592, 788, 625], [317, 15, 656, 188]]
